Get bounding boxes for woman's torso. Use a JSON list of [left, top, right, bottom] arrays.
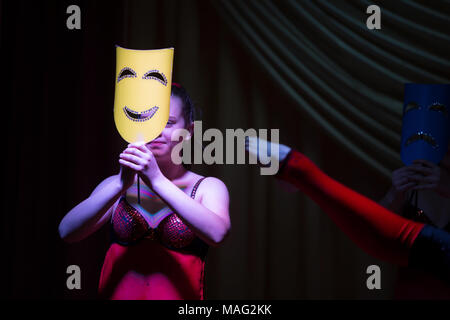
[[395, 190, 450, 299], [98, 173, 209, 300]]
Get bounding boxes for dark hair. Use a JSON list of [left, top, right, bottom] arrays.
[[171, 83, 200, 169], [171, 83, 199, 125]]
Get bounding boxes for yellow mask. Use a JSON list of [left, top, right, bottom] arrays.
[[114, 46, 174, 143]]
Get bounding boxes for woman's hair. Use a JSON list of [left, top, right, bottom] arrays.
[[171, 83, 198, 125], [171, 83, 202, 169]]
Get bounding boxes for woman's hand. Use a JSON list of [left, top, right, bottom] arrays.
[[119, 142, 164, 188], [245, 136, 291, 166], [411, 160, 450, 198], [391, 166, 420, 195], [379, 166, 420, 212]]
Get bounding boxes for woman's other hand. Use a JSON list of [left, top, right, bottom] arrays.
[[411, 160, 450, 198], [380, 166, 420, 212]]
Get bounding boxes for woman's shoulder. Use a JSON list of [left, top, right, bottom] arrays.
[[187, 171, 226, 187], [182, 172, 227, 197], [193, 175, 229, 199], [182, 172, 229, 210]]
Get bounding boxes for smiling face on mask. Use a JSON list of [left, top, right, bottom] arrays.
[[113, 46, 174, 143], [401, 83, 450, 165]]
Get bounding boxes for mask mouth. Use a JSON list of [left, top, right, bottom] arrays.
[[405, 131, 438, 149], [123, 106, 159, 122]]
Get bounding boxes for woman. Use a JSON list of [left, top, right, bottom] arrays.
[[379, 146, 450, 298], [246, 137, 450, 286], [59, 84, 231, 300]]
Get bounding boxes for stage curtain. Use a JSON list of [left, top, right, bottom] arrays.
[[213, 0, 450, 177]]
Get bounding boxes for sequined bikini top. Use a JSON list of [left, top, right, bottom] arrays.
[[111, 177, 207, 253]]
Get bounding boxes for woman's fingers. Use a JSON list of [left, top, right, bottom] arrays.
[[395, 173, 427, 183], [397, 182, 417, 192], [393, 166, 420, 178], [394, 164, 436, 180], [123, 146, 148, 159], [119, 152, 145, 167], [408, 174, 431, 182], [119, 158, 142, 171], [413, 159, 436, 168], [392, 162, 441, 192], [409, 165, 434, 175], [395, 177, 411, 186], [127, 142, 152, 156], [394, 176, 417, 188]]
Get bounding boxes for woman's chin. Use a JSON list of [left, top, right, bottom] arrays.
[[148, 146, 168, 157]]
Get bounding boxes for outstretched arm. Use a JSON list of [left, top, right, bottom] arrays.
[[277, 149, 424, 266], [245, 137, 424, 266]]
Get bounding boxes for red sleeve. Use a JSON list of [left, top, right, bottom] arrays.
[[278, 150, 425, 266]]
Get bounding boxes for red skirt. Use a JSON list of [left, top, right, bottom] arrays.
[[98, 239, 206, 300]]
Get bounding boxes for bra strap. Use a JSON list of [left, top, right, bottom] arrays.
[[190, 177, 206, 199]]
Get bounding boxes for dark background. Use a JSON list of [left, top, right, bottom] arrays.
[[3, 0, 449, 299]]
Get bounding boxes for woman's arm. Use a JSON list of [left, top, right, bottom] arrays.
[[277, 149, 424, 266], [58, 165, 136, 243]]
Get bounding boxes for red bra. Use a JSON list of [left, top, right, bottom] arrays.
[[111, 177, 207, 253]]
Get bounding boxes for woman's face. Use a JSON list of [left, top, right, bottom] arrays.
[[146, 95, 189, 159]]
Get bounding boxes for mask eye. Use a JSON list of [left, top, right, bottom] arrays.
[[428, 102, 447, 117], [404, 101, 420, 114], [143, 70, 168, 86], [117, 67, 137, 83]]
